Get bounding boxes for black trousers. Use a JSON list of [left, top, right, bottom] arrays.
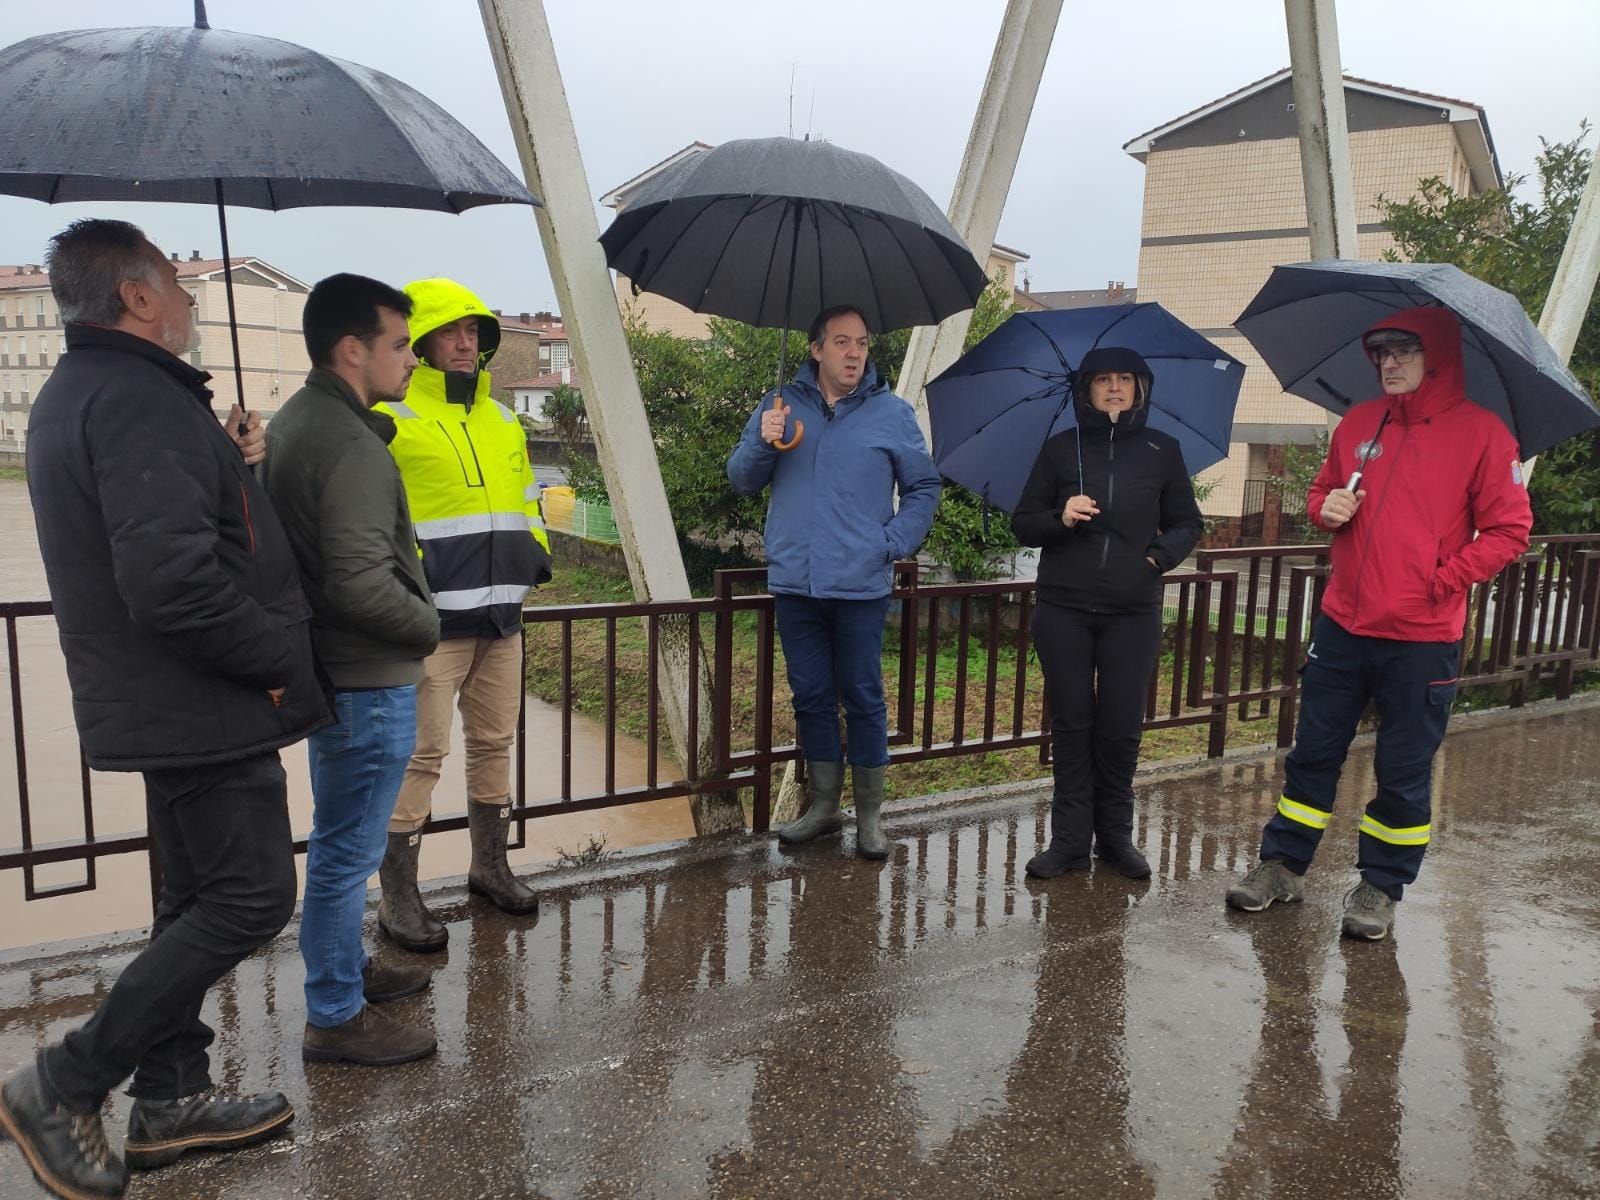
[[39, 752, 297, 1109], [1032, 603, 1163, 855]]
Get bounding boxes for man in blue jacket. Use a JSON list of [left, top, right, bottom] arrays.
[[728, 305, 941, 859]]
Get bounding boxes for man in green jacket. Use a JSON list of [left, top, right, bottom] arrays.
[[261, 274, 441, 1069]]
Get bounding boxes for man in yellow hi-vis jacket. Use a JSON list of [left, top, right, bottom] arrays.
[[374, 278, 551, 951]]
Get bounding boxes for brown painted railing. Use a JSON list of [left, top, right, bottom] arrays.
[[5, 539, 1599, 905]]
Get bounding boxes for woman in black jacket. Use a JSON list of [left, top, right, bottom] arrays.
[[1011, 347, 1203, 879]]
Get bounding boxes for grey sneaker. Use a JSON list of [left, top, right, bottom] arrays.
[[1225, 859, 1304, 912], [1341, 880, 1397, 940]]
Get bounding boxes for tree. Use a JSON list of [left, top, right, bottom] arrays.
[[542, 383, 607, 501], [1377, 127, 1599, 532]]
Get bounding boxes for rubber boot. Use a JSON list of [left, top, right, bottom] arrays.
[[467, 801, 539, 916], [1025, 735, 1093, 879], [377, 831, 447, 953], [852, 764, 889, 860], [775, 761, 845, 845], [1094, 792, 1151, 879]]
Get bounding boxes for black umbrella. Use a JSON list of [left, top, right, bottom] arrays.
[[599, 136, 985, 449], [0, 1, 538, 413], [1235, 259, 1600, 459]]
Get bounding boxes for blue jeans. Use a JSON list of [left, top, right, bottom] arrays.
[[773, 594, 891, 767], [1260, 616, 1460, 900], [301, 686, 417, 1027]]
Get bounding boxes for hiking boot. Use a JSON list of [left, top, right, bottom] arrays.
[[302, 1005, 437, 1067], [0, 1063, 128, 1198], [362, 961, 431, 1005], [1024, 842, 1091, 879], [1096, 839, 1152, 880], [124, 1089, 292, 1171], [467, 802, 539, 916], [775, 761, 845, 845], [852, 765, 889, 860], [378, 831, 448, 953], [1225, 859, 1304, 912], [1341, 879, 1398, 941]]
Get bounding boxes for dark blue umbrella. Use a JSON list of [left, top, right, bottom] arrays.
[[927, 303, 1244, 513], [1235, 259, 1600, 459]]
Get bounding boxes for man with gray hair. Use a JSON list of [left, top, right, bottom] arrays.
[[0, 220, 328, 1200]]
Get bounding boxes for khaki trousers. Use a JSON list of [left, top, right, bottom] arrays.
[[389, 634, 523, 833]]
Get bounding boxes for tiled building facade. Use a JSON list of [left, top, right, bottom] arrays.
[[1125, 71, 1500, 542], [0, 255, 309, 447]]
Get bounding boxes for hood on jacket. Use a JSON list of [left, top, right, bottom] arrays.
[[1364, 306, 1465, 421], [1073, 345, 1152, 435], [404, 277, 502, 371]]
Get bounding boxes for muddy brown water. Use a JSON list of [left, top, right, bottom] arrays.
[[0, 478, 694, 949]]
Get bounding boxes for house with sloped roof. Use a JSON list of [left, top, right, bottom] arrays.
[[1124, 68, 1500, 545]]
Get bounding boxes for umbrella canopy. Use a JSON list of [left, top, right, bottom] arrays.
[[598, 136, 986, 335], [0, 20, 536, 212], [0, 5, 537, 412], [1235, 259, 1600, 460], [927, 303, 1244, 514]]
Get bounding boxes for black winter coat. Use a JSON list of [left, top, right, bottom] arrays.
[[27, 326, 330, 771], [1011, 400, 1203, 614]]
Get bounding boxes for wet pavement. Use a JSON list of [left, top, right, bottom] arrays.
[[2, 698, 1599, 1199]]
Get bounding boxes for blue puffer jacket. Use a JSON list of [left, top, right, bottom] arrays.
[[727, 360, 942, 599]]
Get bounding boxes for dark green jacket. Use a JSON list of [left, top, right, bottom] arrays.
[[262, 368, 439, 688]]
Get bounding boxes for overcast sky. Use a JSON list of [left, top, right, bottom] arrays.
[[1, 1, 1594, 315]]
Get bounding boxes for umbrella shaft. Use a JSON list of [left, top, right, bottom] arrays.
[[214, 180, 247, 416]]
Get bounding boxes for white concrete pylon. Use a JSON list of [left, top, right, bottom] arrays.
[[1524, 150, 1600, 479], [478, 0, 742, 834], [1284, 0, 1356, 434], [1284, 0, 1357, 262], [897, 0, 1063, 439]]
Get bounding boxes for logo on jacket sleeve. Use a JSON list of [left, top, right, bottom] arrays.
[[1511, 460, 1525, 486]]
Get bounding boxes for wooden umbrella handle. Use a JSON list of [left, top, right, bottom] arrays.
[[771, 391, 803, 451]]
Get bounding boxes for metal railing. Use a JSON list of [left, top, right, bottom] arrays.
[[5, 540, 1599, 906]]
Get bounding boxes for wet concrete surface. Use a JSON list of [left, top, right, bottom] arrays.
[[0, 478, 694, 948], [2, 699, 1599, 1199]]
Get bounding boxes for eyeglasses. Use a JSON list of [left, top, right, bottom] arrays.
[[1364, 342, 1423, 366]]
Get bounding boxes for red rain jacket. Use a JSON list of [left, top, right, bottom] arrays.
[[1308, 306, 1533, 643]]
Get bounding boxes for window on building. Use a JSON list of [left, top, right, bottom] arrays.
[[550, 342, 569, 370], [57, 333, 65, 355], [37, 335, 47, 366]]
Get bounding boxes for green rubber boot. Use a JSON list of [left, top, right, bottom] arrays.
[[775, 761, 845, 844], [852, 765, 889, 860]]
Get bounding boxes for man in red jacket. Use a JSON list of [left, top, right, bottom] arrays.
[[1226, 306, 1532, 939]]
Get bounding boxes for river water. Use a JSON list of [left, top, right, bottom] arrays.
[[0, 478, 693, 948]]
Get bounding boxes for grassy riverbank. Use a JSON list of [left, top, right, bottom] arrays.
[[522, 564, 1282, 802]]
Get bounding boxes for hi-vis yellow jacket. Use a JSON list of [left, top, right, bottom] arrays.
[[376, 278, 552, 640]]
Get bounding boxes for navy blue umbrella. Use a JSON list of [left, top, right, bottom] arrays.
[[927, 303, 1244, 513], [1235, 260, 1600, 459]]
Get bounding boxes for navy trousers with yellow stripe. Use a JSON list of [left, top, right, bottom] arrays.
[[1260, 616, 1460, 900]]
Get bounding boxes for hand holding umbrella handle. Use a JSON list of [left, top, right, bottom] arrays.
[[771, 392, 803, 451]]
